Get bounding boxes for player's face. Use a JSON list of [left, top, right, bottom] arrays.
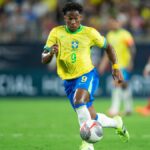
[[64, 11, 82, 32], [108, 19, 121, 30]]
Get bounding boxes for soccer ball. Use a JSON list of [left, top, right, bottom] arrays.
[[80, 120, 103, 143]]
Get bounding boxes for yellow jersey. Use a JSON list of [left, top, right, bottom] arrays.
[[107, 28, 134, 68], [44, 25, 107, 80]]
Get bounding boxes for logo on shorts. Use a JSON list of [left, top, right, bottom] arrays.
[[81, 76, 87, 82]]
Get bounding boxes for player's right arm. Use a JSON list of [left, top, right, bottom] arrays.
[[41, 28, 58, 64], [42, 44, 58, 64]]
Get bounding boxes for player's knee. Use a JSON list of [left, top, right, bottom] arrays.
[[73, 89, 89, 105], [73, 97, 84, 105]]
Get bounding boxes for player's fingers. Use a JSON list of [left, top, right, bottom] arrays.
[[118, 72, 124, 83], [112, 73, 116, 81], [112, 70, 123, 83], [53, 48, 58, 53], [53, 45, 58, 52], [51, 45, 58, 54], [53, 44, 58, 49], [112, 69, 118, 80]]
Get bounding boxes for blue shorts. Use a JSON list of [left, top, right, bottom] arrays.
[[121, 69, 130, 81], [64, 68, 99, 109]]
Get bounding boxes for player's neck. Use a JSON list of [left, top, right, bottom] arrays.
[[65, 25, 83, 34], [114, 28, 121, 32]]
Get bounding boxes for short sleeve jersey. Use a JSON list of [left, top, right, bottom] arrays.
[[44, 25, 107, 80]]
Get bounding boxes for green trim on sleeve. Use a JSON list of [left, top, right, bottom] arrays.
[[43, 46, 52, 52], [102, 38, 107, 49]]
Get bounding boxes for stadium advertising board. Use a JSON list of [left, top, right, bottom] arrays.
[[0, 43, 149, 97], [0, 72, 149, 97]]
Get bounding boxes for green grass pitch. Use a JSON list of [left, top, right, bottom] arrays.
[[0, 98, 150, 150]]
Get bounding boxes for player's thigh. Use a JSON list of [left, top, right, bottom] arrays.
[[74, 89, 97, 119], [74, 88, 90, 104], [75, 69, 99, 102]]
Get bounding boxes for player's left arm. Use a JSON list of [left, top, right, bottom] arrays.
[[104, 43, 123, 83], [91, 28, 123, 83]]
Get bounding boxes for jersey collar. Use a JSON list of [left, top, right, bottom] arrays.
[[65, 25, 83, 34]]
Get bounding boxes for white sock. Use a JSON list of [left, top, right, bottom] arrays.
[[75, 105, 91, 127], [122, 87, 133, 113], [97, 113, 117, 128], [76, 106, 94, 147], [109, 87, 122, 115]]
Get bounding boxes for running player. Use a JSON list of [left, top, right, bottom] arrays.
[[42, 2, 129, 150], [99, 17, 136, 116]]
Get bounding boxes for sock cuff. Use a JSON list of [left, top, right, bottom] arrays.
[[94, 114, 98, 120], [74, 103, 85, 109]]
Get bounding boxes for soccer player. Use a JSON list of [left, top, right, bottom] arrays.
[[42, 2, 129, 150], [99, 17, 136, 116]]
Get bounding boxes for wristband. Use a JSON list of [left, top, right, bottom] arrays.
[[112, 64, 119, 69], [44, 46, 52, 52]]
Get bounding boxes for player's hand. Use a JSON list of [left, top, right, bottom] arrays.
[[112, 69, 124, 84], [51, 44, 58, 55]]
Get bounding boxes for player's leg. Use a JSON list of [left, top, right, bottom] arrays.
[[74, 88, 94, 150], [109, 68, 133, 116], [121, 69, 133, 115], [74, 89, 119, 130], [122, 83, 133, 115], [64, 78, 94, 150], [84, 68, 129, 141], [88, 105, 130, 142], [73, 68, 101, 150], [72, 68, 128, 133], [73, 68, 98, 126], [109, 86, 122, 116], [73, 88, 92, 126], [73, 87, 130, 143], [88, 105, 117, 128]]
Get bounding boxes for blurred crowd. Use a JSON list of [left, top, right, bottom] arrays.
[[0, 0, 150, 43]]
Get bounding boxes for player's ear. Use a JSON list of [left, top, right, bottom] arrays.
[[64, 15, 67, 21]]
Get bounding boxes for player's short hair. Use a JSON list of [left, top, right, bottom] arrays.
[[62, 2, 83, 15]]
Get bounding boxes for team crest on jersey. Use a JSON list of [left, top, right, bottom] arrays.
[[72, 41, 79, 49]]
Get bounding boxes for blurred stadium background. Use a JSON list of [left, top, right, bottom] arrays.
[[0, 0, 150, 150]]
